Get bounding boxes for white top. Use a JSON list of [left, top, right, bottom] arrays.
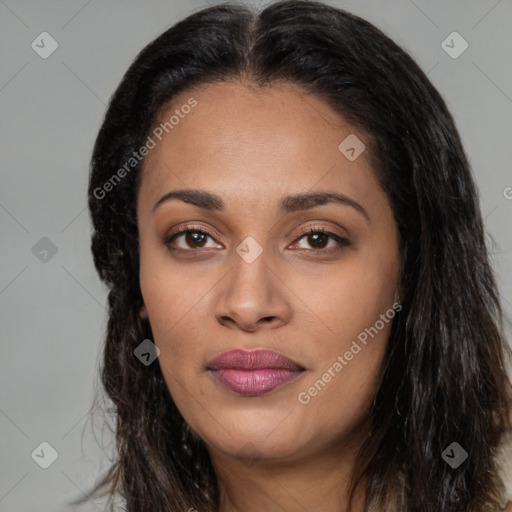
[[496, 428, 512, 510]]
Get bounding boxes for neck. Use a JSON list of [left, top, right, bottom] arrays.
[[208, 436, 368, 512]]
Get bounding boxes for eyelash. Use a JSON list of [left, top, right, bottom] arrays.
[[163, 224, 351, 255]]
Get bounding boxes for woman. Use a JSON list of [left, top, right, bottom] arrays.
[[83, 1, 512, 510]]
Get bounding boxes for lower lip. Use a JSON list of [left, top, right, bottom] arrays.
[[210, 368, 303, 396]]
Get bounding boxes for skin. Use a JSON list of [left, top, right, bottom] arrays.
[[136, 80, 401, 512]]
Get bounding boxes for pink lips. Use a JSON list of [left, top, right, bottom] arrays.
[[207, 349, 304, 396]]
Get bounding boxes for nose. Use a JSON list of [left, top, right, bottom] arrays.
[[214, 248, 292, 332]]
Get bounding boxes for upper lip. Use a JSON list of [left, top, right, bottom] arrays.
[[207, 349, 304, 371]]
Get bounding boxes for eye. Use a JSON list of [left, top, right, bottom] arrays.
[[163, 224, 351, 254], [163, 225, 222, 251], [291, 227, 351, 253]]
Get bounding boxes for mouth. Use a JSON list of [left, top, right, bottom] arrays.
[[207, 349, 305, 397]]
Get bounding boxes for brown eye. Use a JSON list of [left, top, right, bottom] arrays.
[[304, 232, 329, 249], [164, 227, 221, 251], [293, 228, 350, 252], [163, 225, 350, 255], [184, 231, 207, 248]]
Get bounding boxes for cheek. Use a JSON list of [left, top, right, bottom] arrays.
[[291, 242, 398, 412], [139, 242, 205, 335], [292, 246, 399, 345], [138, 248, 217, 383], [139, 278, 205, 360], [294, 299, 394, 443]]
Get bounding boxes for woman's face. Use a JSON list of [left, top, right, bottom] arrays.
[[137, 80, 401, 464]]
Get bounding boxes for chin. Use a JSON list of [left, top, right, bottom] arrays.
[[192, 407, 324, 463], [207, 430, 307, 462]]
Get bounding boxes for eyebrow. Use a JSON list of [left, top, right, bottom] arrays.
[[152, 189, 370, 222]]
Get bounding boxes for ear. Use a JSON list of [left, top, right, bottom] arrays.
[[139, 304, 148, 319]]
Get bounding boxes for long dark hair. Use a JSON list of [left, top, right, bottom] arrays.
[[81, 1, 512, 510]]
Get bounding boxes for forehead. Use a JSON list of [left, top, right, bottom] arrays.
[[137, 80, 382, 214]]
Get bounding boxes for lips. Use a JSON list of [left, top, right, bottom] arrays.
[[207, 349, 305, 396]]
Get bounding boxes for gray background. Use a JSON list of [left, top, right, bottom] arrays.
[[1, 0, 511, 510]]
